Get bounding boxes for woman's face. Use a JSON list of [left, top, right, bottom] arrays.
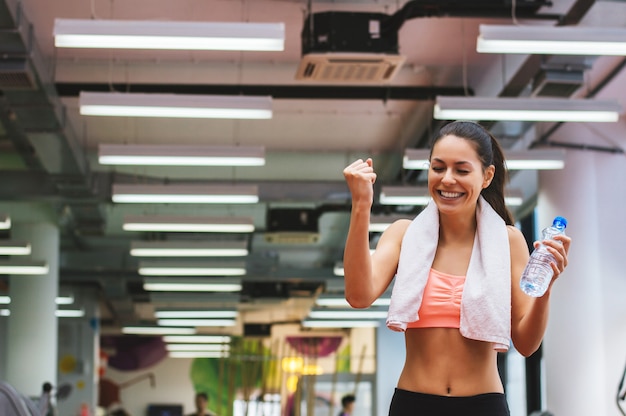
[[428, 134, 494, 216]]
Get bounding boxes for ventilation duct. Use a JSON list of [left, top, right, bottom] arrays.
[[0, 60, 36, 89], [531, 69, 584, 98], [295, 11, 405, 83]]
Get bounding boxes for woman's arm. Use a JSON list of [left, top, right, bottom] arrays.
[[342, 158, 407, 308], [509, 225, 572, 356]]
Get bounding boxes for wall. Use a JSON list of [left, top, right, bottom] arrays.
[[539, 118, 626, 416]]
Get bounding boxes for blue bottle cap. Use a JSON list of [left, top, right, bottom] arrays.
[[553, 216, 567, 229]]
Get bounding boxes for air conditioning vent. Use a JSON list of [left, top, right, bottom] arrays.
[[531, 69, 584, 98], [295, 53, 405, 83], [0, 60, 36, 89]]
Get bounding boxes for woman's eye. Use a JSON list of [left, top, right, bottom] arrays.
[[431, 167, 444, 172], [457, 170, 470, 174]]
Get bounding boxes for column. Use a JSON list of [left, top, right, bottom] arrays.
[[375, 322, 405, 416], [538, 123, 626, 416], [6, 221, 60, 397]]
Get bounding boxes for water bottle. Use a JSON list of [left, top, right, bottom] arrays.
[[520, 216, 568, 297]]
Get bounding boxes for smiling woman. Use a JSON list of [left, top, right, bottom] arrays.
[[342, 121, 572, 416]]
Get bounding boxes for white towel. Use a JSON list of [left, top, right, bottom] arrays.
[[386, 196, 511, 352]]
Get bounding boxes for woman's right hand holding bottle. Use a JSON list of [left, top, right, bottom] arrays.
[[343, 158, 376, 209]]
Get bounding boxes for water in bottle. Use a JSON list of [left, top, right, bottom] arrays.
[[520, 216, 568, 297]]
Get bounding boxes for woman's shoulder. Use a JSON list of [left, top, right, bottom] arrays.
[[506, 225, 530, 256]]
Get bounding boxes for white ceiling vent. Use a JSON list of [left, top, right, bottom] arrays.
[[295, 53, 405, 83]]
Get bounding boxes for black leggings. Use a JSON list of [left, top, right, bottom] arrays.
[[388, 388, 511, 416]]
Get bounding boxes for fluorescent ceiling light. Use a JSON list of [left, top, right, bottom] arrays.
[[162, 335, 231, 343], [315, 295, 391, 308], [123, 215, 255, 233], [369, 215, 410, 232], [113, 184, 259, 204], [122, 326, 196, 335], [168, 351, 228, 358], [379, 186, 430, 206], [155, 310, 238, 319], [143, 278, 242, 292], [0, 215, 11, 229], [0, 309, 8, 317], [55, 309, 85, 318], [403, 148, 566, 170], [333, 262, 344, 277], [99, 144, 265, 166], [150, 292, 240, 304], [55, 294, 75, 305], [380, 186, 522, 206], [0, 295, 74, 305], [309, 309, 388, 319], [434, 96, 621, 122], [0, 260, 49, 275], [54, 19, 285, 51], [131, 240, 248, 257], [302, 319, 381, 328], [0, 241, 31, 256], [157, 319, 236, 327], [138, 260, 246, 276], [166, 344, 230, 351], [80, 92, 272, 119], [477, 24, 626, 56]]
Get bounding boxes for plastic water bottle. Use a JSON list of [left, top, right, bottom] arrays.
[[520, 216, 568, 297]]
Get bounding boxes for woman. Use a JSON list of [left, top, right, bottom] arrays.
[[342, 121, 571, 416]]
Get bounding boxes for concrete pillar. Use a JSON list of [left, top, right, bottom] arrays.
[[538, 132, 626, 416], [375, 322, 405, 416], [6, 221, 60, 397]]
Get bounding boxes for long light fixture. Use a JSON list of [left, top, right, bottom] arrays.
[[162, 335, 231, 343], [155, 309, 238, 319], [123, 215, 255, 233], [308, 309, 388, 319], [380, 186, 523, 206], [122, 326, 197, 335], [369, 215, 411, 232], [3, 309, 84, 317], [403, 148, 566, 170], [112, 184, 259, 204], [143, 278, 242, 292], [99, 144, 266, 167], [302, 319, 381, 328], [166, 344, 230, 352], [157, 319, 236, 327], [55, 309, 85, 318], [0, 215, 10, 230], [131, 241, 248, 257], [0, 241, 31, 256], [434, 96, 621, 123], [0, 260, 49, 275], [315, 295, 391, 308], [477, 24, 626, 56], [54, 19, 285, 51], [0, 295, 74, 305], [379, 186, 430, 206], [149, 292, 240, 304], [138, 260, 246, 276], [168, 351, 228, 358], [80, 92, 273, 119]]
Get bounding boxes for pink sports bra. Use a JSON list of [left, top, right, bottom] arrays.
[[407, 268, 465, 329]]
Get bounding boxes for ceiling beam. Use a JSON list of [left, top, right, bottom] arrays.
[[54, 83, 472, 101]]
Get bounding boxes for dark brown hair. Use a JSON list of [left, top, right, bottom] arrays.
[[430, 121, 514, 225]]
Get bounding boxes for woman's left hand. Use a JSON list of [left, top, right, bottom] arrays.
[[541, 234, 572, 284]]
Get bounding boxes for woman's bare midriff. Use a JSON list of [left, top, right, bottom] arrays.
[[397, 327, 504, 397]]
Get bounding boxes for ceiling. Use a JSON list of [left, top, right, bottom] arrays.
[[1, 0, 624, 335]]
